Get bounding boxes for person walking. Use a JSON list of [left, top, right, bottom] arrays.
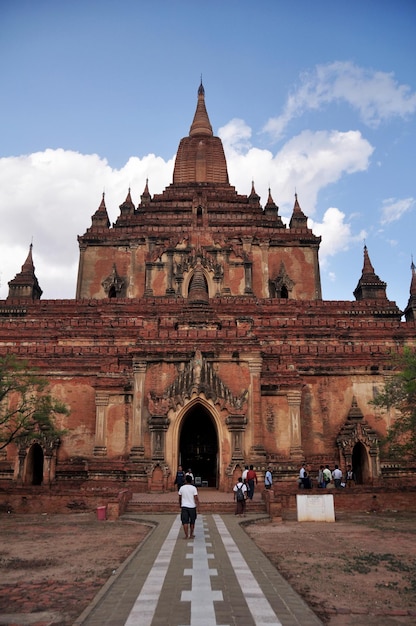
[[178, 474, 199, 539], [233, 476, 247, 516], [174, 465, 185, 491], [265, 466, 273, 490], [246, 465, 258, 500], [185, 468, 194, 484]]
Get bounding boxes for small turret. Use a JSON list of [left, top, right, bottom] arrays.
[[138, 179, 151, 210], [119, 188, 135, 217], [404, 259, 416, 322], [90, 193, 110, 230], [248, 181, 261, 207], [264, 188, 284, 227], [289, 193, 308, 229], [353, 245, 387, 301], [7, 244, 43, 300]]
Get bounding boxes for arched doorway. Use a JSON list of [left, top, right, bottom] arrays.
[[352, 441, 370, 484], [179, 404, 218, 487], [25, 443, 44, 485]]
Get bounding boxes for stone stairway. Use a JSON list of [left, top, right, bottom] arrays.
[[125, 488, 268, 514]]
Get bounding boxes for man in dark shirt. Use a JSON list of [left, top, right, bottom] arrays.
[[246, 464, 258, 500], [174, 465, 185, 491]]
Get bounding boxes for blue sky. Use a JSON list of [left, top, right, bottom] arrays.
[[0, 0, 415, 312]]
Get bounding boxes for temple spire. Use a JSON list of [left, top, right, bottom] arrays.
[[173, 82, 228, 184], [189, 80, 213, 137], [362, 244, 375, 275]]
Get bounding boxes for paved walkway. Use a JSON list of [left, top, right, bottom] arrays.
[[74, 512, 323, 626]]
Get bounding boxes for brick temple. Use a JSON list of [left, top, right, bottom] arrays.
[[1, 82, 416, 494]]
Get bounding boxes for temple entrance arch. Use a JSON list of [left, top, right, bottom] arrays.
[[352, 441, 370, 485], [24, 443, 44, 485], [178, 403, 218, 488], [336, 397, 381, 485]]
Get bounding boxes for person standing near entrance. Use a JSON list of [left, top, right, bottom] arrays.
[[299, 463, 307, 488], [346, 464, 355, 487], [174, 465, 185, 491], [323, 464, 332, 487], [246, 465, 258, 500], [264, 466, 273, 490], [318, 465, 325, 488], [185, 468, 194, 484], [332, 464, 343, 488], [178, 474, 199, 539]]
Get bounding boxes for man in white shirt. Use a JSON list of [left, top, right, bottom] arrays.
[[178, 474, 199, 539], [332, 465, 343, 488], [265, 466, 273, 490], [299, 463, 306, 488]]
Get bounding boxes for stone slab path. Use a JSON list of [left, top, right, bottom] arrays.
[[74, 513, 323, 626]]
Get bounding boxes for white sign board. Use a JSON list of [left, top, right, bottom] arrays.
[[296, 494, 335, 522]]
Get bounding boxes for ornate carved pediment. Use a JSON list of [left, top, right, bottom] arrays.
[[19, 433, 61, 456], [269, 261, 294, 298], [149, 350, 248, 415], [336, 397, 379, 454], [102, 264, 125, 297], [174, 249, 221, 276]]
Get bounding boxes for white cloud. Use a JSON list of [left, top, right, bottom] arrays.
[[379, 197, 415, 224], [310, 207, 366, 264], [221, 127, 374, 215], [218, 118, 252, 153], [263, 62, 416, 140], [0, 150, 174, 299]]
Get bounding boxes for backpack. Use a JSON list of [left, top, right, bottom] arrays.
[[236, 483, 245, 501]]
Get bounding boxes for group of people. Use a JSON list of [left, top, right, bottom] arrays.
[[299, 463, 355, 489], [173, 465, 194, 490], [175, 458, 356, 537], [174, 462, 273, 532], [233, 464, 273, 516]]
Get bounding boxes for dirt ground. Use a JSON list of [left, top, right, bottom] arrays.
[[246, 511, 416, 626], [0, 510, 415, 626], [0, 513, 150, 625]]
